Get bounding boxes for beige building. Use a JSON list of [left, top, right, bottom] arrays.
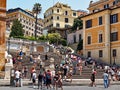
[[6, 8, 44, 37], [81, 0, 120, 64], [44, 2, 80, 31]]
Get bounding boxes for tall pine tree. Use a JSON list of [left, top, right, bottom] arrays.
[[10, 19, 24, 37]]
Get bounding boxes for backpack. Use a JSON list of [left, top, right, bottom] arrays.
[[46, 73, 51, 79]]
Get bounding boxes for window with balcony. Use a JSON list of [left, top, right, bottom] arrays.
[[65, 18, 68, 23], [99, 16, 102, 25], [99, 50, 103, 57], [111, 32, 118, 41], [99, 34, 103, 43], [86, 19, 92, 28], [110, 14, 118, 24], [87, 36, 91, 44]]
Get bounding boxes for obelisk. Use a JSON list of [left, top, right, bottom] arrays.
[[0, 0, 6, 73]]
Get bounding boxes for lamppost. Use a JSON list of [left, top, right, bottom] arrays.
[[8, 38, 10, 54]]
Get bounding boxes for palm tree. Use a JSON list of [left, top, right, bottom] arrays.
[[32, 3, 42, 40]]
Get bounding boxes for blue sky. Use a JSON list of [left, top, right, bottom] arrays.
[[7, 0, 94, 18]]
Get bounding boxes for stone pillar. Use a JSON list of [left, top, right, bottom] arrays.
[[82, 20, 86, 57], [104, 11, 111, 64], [0, 0, 6, 72], [4, 63, 13, 79]]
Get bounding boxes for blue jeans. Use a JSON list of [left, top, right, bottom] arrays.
[[104, 80, 108, 88]]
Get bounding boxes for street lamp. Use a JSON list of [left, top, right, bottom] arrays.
[[8, 38, 10, 54]]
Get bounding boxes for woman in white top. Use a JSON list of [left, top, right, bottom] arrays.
[[32, 70, 37, 88]]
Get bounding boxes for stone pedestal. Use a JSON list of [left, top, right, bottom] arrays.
[[4, 63, 13, 79]]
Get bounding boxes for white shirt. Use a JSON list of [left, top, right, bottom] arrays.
[[51, 70, 55, 77], [15, 70, 20, 78], [32, 72, 37, 79]]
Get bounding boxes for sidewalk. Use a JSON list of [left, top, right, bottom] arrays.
[[0, 79, 120, 86]]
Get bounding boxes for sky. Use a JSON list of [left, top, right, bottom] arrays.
[[7, 0, 97, 19]]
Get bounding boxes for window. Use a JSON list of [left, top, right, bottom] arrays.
[[73, 35, 76, 43], [86, 20, 92, 28], [52, 9, 54, 13], [110, 14, 118, 24], [99, 34, 103, 43], [65, 24, 69, 28], [111, 32, 118, 41], [99, 16, 102, 25], [88, 51, 91, 57], [79, 34, 82, 41], [73, 12, 76, 16], [65, 18, 68, 23], [87, 36, 91, 44], [99, 50, 103, 57], [65, 11, 68, 15], [56, 23, 60, 27], [51, 16, 53, 20], [104, 4, 109, 9], [57, 9, 59, 13], [57, 16, 59, 20], [113, 1, 116, 5], [113, 49, 117, 57]]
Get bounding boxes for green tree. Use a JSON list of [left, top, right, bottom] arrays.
[[72, 17, 83, 31], [38, 35, 47, 40], [77, 39, 83, 51], [10, 19, 24, 37], [60, 39, 67, 46], [32, 3, 42, 40], [48, 33, 61, 45]]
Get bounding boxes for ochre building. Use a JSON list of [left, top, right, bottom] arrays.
[[0, 0, 6, 72], [81, 0, 120, 64]]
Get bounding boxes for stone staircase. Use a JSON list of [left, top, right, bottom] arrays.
[[72, 67, 104, 79], [1, 51, 104, 80]]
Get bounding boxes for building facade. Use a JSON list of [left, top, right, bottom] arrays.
[[67, 29, 83, 45], [44, 2, 79, 31], [0, 0, 6, 73], [7, 8, 44, 37], [81, 0, 120, 64]]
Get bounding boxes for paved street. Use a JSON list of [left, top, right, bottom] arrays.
[[0, 85, 120, 90]]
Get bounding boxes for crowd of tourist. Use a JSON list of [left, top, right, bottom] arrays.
[[9, 47, 120, 89]]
